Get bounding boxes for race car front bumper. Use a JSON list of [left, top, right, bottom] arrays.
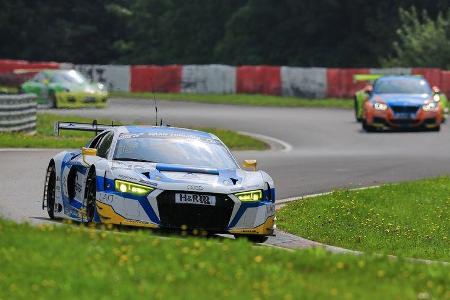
[[95, 189, 276, 236], [365, 105, 442, 129], [56, 91, 108, 108]]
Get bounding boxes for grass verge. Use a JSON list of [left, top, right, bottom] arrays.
[[0, 113, 267, 150], [112, 92, 353, 109], [277, 177, 450, 261], [0, 218, 448, 299]]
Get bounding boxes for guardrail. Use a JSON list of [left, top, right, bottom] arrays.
[[0, 94, 37, 133]]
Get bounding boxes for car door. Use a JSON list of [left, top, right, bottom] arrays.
[[61, 131, 111, 217]]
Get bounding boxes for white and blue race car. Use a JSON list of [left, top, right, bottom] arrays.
[[43, 122, 276, 242]]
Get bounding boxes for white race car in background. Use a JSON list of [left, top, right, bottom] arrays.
[[43, 122, 276, 242]]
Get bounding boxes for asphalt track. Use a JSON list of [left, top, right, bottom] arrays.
[[2, 98, 450, 248]]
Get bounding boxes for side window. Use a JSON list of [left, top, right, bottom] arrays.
[[96, 132, 114, 158]]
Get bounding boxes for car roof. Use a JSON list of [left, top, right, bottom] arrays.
[[376, 75, 425, 82], [114, 126, 219, 140]]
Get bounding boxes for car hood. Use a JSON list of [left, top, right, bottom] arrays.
[[372, 93, 431, 106], [110, 161, 264, 194], [55, 82, 104, 93]]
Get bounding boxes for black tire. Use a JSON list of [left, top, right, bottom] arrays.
[[362, 120, 376, 132], [234, 234, 269, 243], [45, 164, 56, 219], [354, 97, 362, 122], [48, 91, 57, 109], [84, 169, 97, 222]]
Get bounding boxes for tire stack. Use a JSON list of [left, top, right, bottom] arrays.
[[0, 94, 37, 133]]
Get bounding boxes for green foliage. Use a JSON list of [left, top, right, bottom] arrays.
[[1, 1, 450, 66], [0, 218, 449, 299], [0, 113, 266, 150], [383, 8, 450, 68], [278, 177, 450, 261]]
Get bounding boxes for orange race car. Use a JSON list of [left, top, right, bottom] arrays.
[[362, 76, 444, 132]]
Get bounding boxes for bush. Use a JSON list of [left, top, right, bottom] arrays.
[[382, 7, 450, 68]]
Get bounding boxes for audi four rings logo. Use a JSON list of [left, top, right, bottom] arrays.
[[187, 185, 204, 191]]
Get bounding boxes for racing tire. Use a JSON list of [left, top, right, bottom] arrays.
[[84, 170, 97, 223], [362, 120, 376, 132], [45, 164, 57, 219], [354, 97, 362, 122], [234, 234, 269, 243], [48, 91, 57, 109]]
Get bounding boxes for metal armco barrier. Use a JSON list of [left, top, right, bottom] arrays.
[[0, 94, 37, 133]]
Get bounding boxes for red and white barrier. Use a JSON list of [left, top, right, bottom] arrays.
[[1, 59, 450, 98], [281, 67, 327, 98], [237, 66, 281, 95]]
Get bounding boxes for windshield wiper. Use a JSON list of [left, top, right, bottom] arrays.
[[114, 158, 155, 163]]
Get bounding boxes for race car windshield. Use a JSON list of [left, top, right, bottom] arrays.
[[51, 70, 88, 84], [113, 135, 238, 169], [373, 79, 432, 94]]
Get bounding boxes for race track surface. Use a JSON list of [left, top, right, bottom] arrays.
[[2, 98, 450, 247]]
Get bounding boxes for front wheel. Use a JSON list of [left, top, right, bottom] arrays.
[[234, 234, 268, 243], [84, 170, 97, 222], [44, 164, 56, 219], [362, 120, 376, 132]]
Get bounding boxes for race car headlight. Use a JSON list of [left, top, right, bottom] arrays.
[[373, 102, 388, 111], [423, 102, 438, 111], [234, 190, 263, 202], [433, 94, 440, 102], [115, 180, 154, 196]]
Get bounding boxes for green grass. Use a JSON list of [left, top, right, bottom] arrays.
[[0, 219, 449, 300], [278, 177, 450, 261], [112, 92, 353, 109], [0, 113, 267, 150]]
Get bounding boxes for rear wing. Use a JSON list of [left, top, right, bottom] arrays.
[[353, 74, 384, 82], [353, 74, 423, 82], [54, 120, 116, 136]]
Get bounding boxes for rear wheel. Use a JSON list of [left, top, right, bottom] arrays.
[[48, 91, 57, 108], [84, 170, 97, 222], [45, 164, 56, 219], [354, 97, 362, 122]]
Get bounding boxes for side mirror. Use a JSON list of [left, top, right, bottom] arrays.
[[432, 86, 440, 94], [82, 147, 97, 157], [243, 159, 257, 171]]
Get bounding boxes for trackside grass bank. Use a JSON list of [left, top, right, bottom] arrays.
[[278, 177, 450, 261], [112, 92, 353, 109], [0, 113, 267, 150], [0, 219, 448, 300]]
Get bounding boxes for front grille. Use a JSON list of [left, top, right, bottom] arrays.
[[390, 105, 419, 114], [84, 97, 96, 103], [157, 191, 234, 231], [391, 119, 418, 126]]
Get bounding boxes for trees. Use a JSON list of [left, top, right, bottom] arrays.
[[382, 8, 450, 69], [0, 0, 449, 67]]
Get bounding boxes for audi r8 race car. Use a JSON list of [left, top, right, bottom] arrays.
[[357, 76, 446, 131], [20, 69, 108, 108], [43, 122, 276, 242], [353, 74, 448, 124]]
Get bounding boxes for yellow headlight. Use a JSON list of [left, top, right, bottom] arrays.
[[115, 180, 154, 196], [234, 190, 263, 202]]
